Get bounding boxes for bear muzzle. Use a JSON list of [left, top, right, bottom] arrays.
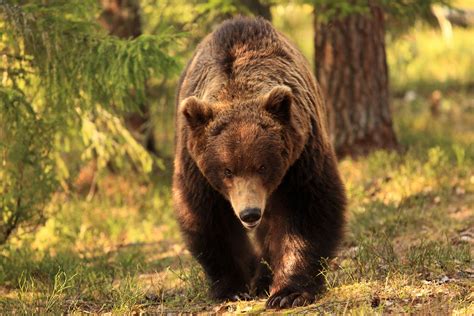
[[228, 177, 266, 229]]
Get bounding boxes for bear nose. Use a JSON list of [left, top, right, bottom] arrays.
[[239, 208, 261, 224]]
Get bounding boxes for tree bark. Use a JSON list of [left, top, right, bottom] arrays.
[[99, 0, 157, 155], [314, 4, 398, 159]]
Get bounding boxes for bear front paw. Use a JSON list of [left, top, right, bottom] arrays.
[[266, 289, 314, 309]]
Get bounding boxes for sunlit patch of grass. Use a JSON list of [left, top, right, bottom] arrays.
[[0, 244, 149, 313], [29, 177, 177, 256], [315, 269, 472, 314], [322, 90, 473, 314], [0, 172, 185, 313], [109, 274, 147, 313], [137, 257, 212, 312]]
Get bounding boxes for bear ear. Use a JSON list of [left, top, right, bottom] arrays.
[[263, 85, 293, 124], [181, 96, 214, 131]]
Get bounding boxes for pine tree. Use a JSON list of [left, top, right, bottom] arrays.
[[0, 0, 179, 244], [313, 0, 448, 158], [99, 0, 158, 155], [314, 2, 398, 158]]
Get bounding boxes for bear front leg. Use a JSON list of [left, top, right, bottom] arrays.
[[173, 162, 259, 301], [264, 232, 324, 309], [181, 225, 256, 301], [175, 186, 257, 300], [264, 154, 346, 309]]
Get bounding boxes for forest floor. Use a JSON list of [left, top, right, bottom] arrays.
[[1, 88, 473, 314]]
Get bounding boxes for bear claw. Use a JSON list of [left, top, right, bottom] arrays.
[[266, 291, 314, 309]]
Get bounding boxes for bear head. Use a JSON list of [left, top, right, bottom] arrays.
[[180, 85, 295, 230]]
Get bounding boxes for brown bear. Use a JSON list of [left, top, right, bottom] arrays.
[[173, 16, 346, 309]]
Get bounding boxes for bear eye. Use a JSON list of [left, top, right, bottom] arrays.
[[224, 168, 233, 178], [257, 165, 266, 174]]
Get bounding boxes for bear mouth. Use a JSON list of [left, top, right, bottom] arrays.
[[242, 220, 261, 230]]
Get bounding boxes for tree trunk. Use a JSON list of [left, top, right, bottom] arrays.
[[314, 4, 398, 159], [99, 0, 157, 155]]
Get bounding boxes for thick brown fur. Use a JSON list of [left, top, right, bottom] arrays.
[[173, 16, 346, 309]]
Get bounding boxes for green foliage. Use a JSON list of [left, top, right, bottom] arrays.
[[306, 0, 450, 31], [196, 0, 241, 17], [381, 0, 449, 33], [312, 0, 369, 22], [0, 0, 179, 244], [379, 0, 443, 19], [0, 88, 57, 244], [3, 0, 178, 113], [193, 0, 273, 21]]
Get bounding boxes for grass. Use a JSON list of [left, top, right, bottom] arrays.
[[1, 18, 474, 316]]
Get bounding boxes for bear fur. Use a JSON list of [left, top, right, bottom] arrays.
[[173, 16, 346, 309]]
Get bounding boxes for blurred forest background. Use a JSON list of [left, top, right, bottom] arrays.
[[1, 0, 473, 313]]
